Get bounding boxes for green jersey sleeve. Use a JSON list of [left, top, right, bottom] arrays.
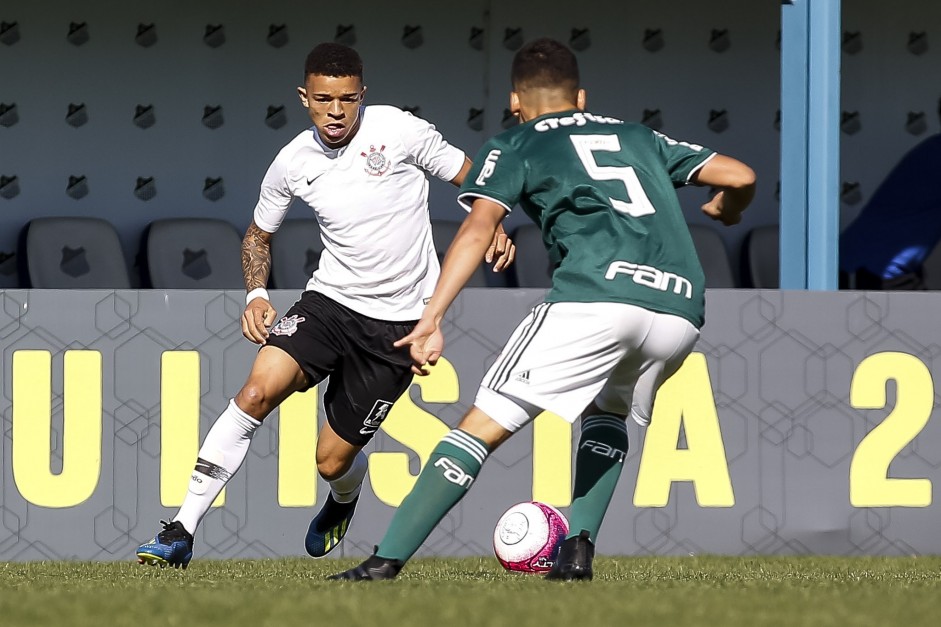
[[650, 130, 716, 187], [458, 139, 525, 213]]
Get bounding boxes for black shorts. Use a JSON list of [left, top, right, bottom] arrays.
[[265, 290, 417, 447]]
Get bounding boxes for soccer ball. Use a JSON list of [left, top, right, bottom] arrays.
[[492, 501, 569, 573]]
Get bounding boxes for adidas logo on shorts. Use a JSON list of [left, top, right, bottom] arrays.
[[513, 370, 531, 384]]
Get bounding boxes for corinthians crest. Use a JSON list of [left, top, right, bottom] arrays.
[[361, 144, 391, 176], [270, 314, 305, 337]]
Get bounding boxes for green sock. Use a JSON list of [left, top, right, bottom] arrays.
[[377, 429, 489, 562], [567, 414, 628, 542]]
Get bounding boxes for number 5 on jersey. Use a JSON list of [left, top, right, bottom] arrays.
[[570, 135, 656, 218]]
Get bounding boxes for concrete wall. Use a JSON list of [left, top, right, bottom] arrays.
[[1, 288, 940, 561]]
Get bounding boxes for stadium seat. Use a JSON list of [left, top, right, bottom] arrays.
[[741, 225, 780, 288], [688, 224, 737, 288], [509, 223, 552, 288], [270, 219, 325, 289], [142, 218, 243, 289], [19, 217, 131, 288], [431, 219, 491, 287], [0, 251, 19, 288]]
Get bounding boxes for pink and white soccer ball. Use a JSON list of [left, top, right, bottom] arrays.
[[493, 501, 569, 573]]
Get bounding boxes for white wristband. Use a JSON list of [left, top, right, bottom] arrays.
[[246, 287, 270, 305]]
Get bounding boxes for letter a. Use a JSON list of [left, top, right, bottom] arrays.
[[634, 353, 734, 507]]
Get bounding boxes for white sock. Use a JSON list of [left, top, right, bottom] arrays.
[[329, 450, 367, 504], [173, 399, 261, 534]]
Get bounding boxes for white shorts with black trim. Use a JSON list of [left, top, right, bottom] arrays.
[[473, 301, 700, 433]]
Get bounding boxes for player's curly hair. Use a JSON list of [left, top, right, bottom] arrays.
[[304, 43, 363, 80], [511, 38, 579, 94]]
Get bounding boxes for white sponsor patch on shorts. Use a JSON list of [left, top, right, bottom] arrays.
[[359, 399, 394, 435]]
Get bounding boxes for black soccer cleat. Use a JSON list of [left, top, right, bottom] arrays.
[[545, 529, 595, 582], [327, 551, 405, 581], [305, 494, 359, 558]]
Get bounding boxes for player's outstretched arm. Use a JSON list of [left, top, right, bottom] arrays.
[[429, 198, 506, 315], [240, 221, 277, 344], [395, 198, 507, 374], [693, 155, 756, 226], [448, 156, 516, 271]]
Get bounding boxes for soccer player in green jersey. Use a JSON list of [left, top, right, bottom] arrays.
[[330, 38, 755, 581]]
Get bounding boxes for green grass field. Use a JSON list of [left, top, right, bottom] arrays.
[[2, 556, 940, 627]]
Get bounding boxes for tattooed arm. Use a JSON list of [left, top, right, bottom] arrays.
[[240, 221, 277, 344], [242, 221, 273, 291]]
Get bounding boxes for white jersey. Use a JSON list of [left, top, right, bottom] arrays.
[[253, 105, 465, 321]]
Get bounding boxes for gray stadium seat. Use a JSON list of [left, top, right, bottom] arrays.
[[0, 251, 19, 288], [431, 219, 491, 287], [509, 223, 552, 288], [20, 217, 131, 288], [270, 219, 325, 289], [143, 218, 243, 289], [742, 225, 780, 288], [688, 223, 736, 288]]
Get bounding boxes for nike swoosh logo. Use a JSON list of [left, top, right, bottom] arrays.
[[307, 173, 324, 185]]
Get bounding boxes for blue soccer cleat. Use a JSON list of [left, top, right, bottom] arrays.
[[305, 494, 358, 558], [137, 520, 194, 569]]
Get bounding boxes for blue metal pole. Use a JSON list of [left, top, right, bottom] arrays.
[[806, 0, 841, 290], [780, 0, 810, 289]]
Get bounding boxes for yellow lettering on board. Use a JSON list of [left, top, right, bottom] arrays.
[[634, 352, 734, 507], [850, 352, 932, 507], [532, 411, 572, 506], [12, 350, 102, 507], [160, 351, 223, 507], [369, 358, 457, 506], [278, 387, 319, 507]]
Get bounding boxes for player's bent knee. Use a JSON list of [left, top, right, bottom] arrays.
[[235, 384, 277, 418]]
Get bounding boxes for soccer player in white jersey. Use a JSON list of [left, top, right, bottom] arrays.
[[136, 43, 515, 569]]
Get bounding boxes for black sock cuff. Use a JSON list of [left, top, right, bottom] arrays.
[[580, 414, 628, 441]]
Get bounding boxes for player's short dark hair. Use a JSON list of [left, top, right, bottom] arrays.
[[511, 38, 579, 93], [304, 43, 363, 80]]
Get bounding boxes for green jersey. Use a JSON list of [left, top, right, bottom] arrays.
[[458, 110, 715, 328]]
